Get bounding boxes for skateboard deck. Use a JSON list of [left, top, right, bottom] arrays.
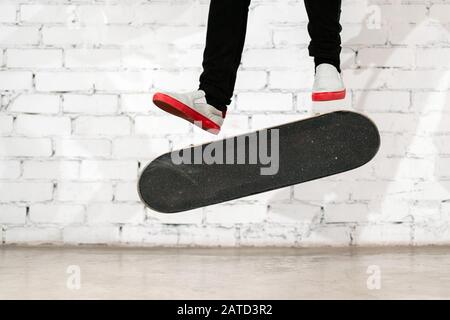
[[138, 111, 380, 213]]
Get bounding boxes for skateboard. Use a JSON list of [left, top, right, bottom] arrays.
[[138, 111, 380, 213]]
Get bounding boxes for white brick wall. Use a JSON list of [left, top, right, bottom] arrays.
[[1, 0, 450, 247]]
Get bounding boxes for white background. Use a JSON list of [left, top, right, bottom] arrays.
[[0, 0, 449, 246]]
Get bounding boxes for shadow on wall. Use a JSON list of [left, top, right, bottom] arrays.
[[275, 0, 450, 246]]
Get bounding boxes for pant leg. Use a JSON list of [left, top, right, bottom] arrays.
[[304, 0, 342, 72], [199, 0, 251, 111]]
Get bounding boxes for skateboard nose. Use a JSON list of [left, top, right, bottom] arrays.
[[138, 159, 200, 213]]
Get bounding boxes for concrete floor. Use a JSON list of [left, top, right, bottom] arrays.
[[0, 246, 449, 299]]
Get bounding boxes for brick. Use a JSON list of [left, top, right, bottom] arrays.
[[368, 113, 417, 133], [153, 26, 205, 47], [414, 223, 450, 246], [153, 70, 199, 92], [114, 182, 140, 202], [80, 160, 138, 180], [63, 226, 119, 244], [352, 223, 412, 246], [7, 49, 63, 68], [134, 116, 190, 135], [135, 3, 206, 25], [342, 24, 388, 46], [0, 161, 21, 179], [436, 158, 450, 179], [121, 225, 178, 246], [429, 5, 450, 23], [77, 5, 134, 25], [20, 5, 75, 23], [251, 114, 307, 131], [299, 225, 351, 246], [273, 26, 310, 47], [148, 208, 203, 225], [74, 116, 130, 136], [367, 199, 412, 223], [0, 137, 52, 157], [0, 5, 17, 23], [244, 23, 273, 48], [30, 204, 85, 224], [374, 158, 435, 181], [56, 182, 113, 202], [112, 138, 169, 159], [8, 94, 60, 114], [216, 114, 250, 136], [251, 3, 308, 25], [0, 116, 13, 135], [87, 203, 144, 224], [352, 91, 410, 113], [268, 202, 322, 224], [400, 181, 450, 201], [377, 4, 427, 24], [325, 203, 370, 223], [239, 224, 297, 247], [387, 70, 450, 90], [242, 49, 309, 68], [0, 26, 39, 45], [94, 71, 154, 92], [63, 94, 118, 114], [54, 138, 111, 158], [121, 94, 153, 113], [35, 72, 96, 92], [269, 70, 314, 90], [125, 47, 203, 69], [65, 49, 121, 68], [178, 225, 237, 247], [5, 227, 61, 244], [37, 71, 150, 93], [0, 182, 53, 202], [0, 205, 26, 224], [294, 180, 351, 202], [205, 204, 267, 225], [235, 71, 267, 91], [357, 48, 415, 68], [412, 92, 450, 113], [409, 201, 441, 223], [22, 161, 79, 180], [416, 48, 450, 68], [407, 135, 450, 157], [376, 133, 407, 157], [42, 26, 156, 47], [237, 93, 293, 111], [0, 71, 33, 91], [349, 181, 412, 201], [389, 23, 449, 46], [15, 115, 71, 137]]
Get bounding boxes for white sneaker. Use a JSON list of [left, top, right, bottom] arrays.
[[153, 90, 225, 135], [312, 63, 346, 102]]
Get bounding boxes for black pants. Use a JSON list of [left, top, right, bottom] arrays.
[[199, 0, 342, 111]]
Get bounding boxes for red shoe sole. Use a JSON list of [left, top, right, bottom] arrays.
[[153, 93, 221, 135], [312, 89, 346, 102]]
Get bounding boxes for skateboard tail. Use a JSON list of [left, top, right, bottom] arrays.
[[138, 111, 381, 213]]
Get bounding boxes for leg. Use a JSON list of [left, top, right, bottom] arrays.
[[199, 0, 251, 112], [304, 0, 342, 72]]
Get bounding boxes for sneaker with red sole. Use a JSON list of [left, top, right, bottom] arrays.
[[152, 90, 225, 135], [312, 63, 346, 102]]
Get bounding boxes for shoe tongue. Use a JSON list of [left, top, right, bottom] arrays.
[[193, 90, 207, 103], [195, 96, 207, 104], [317, 64, 337, 74]]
